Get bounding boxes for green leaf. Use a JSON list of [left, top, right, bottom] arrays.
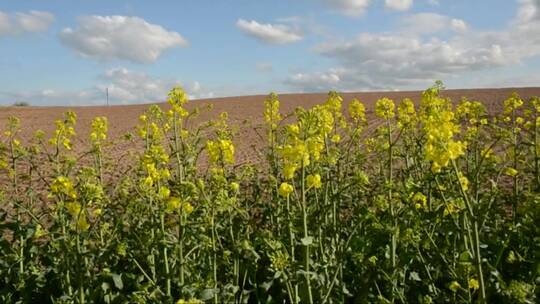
[[200, 288, 218, 301], [112, 273, 123, 290], [301, 237, 313, 246], [261, 280, 273, 291], [101, 282, 110, 292], [409, 271, 421, 281]]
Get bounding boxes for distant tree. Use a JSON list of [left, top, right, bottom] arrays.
[[13, 101, 30, 106]]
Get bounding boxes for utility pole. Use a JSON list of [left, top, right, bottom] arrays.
[[106, 87, 109, 106]]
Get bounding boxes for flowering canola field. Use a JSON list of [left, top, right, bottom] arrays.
[[1, 83, 539, 303]]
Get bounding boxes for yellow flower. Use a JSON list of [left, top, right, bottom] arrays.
[[505, 167, 518, 177], [34, 224, 46, 238], [93, 208, 103, 217], [375, 97, 395, 119], [167, 86, 189, 107], [458, 172, 469, 192], [230, 182, 240, 192], [348, 99, 366, 123], [143, 176, 154, 188], [503, 93, 523, 114], [287, 124, 300, 135], [283, 163, 297, 180], [66, 202, 82, 217], [116, 243, 127, 257], [176, 299, 203, 304], [161, 168, 171, 179], [182, 202, 194, 215], [264, 92, 281, 130], [90, 117, 108, 148], [279, 182, 294, 197], [269, 250, 290, 272], [443, 200, 463, 217], [76, 215, 90, 231], [180, 129, 189, 138], [331, 134, 341, 143], [468, 278, 479, 290], [206, 139, 235, 165], [49, 112, 77, 151], [412, 192, 427, 209], [159, 187, 171, 200], [166, 197, 181, 213], [422, 90, 466, 172], [51, 176, 77, 199], [306, 174, 322, 189], [325, 91, 342, 113], [397, 98, 416, 127], [449, 281, 461, 292]]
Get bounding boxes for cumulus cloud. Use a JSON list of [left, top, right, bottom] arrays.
[[59, 16, 188, 63], [401, 13, 468, 34], [287, 0, 540, 92], [0, 10, 54, 37], [385, 0, 413, 11], [97, 68, 213, 102], [517, 0, 540, 22], [450, 19, 468, 32], [321, 0, 370, 16], [236, 19, 303, 44], [287, 69, 342, 91], [0, 68, 212, 106]]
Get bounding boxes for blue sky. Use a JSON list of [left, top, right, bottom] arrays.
[[0, 0, 539, 105]]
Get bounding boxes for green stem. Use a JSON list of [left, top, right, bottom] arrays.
[[211, 209, 218, 304], [179, 212, 185, 287], [301, 164, 313, 304], [161, 213, 171, 297], [76, 233, 85, 304], [387, 118, 397, 302], [286, 194, 298, 304], [451, 160, 486, 302]]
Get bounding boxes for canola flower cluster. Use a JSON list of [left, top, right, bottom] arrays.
[[49, 111, 77, 151], [90, 117, 108, 149], [421, 88, 467, 172], [206, 139, 235, 166], [277, 91, 345, 182]]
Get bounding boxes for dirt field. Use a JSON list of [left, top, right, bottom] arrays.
[[2, 87, 540, 164]]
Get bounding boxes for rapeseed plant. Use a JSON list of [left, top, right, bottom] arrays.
[[0, 84, 538, 304]]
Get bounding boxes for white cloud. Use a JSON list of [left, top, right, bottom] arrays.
[[401, 13, 468, 34], [287, 0, 540, 92], [0, 10, 54, 37], [321, 0, 370, 16], [236, 19, 303, 44], [0, 68, 212, 106], [450, 19, 467, 32], [256, 62, 274, 72], [517, 0, 540, 22], [97, 68, 212, 102], [287, 69, 342, 91], [59, 15, 188, 63], [385, 0, 413, 11]]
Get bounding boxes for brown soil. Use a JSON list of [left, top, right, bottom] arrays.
[[1, 87, 540, 164]]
